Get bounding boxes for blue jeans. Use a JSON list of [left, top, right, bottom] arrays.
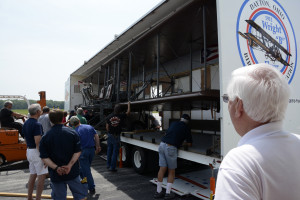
[[51, 176, 87, 200], [107, 134, 120, 170], [158, 142, 178, 169], [79, 147, 95, 190]]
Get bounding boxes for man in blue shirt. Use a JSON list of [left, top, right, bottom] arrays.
[[154, 114, 192, 200], [39, 109, 87, 200], [23, 104, 48, 200], [70, 116, 101, 195]]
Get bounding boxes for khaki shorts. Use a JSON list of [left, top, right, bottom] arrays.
[[26, 149, 48, 175]]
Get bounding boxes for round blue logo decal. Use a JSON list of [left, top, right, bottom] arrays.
[[236, 0, 297, 84]]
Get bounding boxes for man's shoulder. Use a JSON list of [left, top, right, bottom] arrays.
[[0, 107, 7, 111], [62, 125, 76, 133], [38, 114, 47, 120], [0, 108, 11, 114], [32, 118, 42, 127], [77, 114, 86, 119], [174, 121, 188, 129], [170, 121, 180, 126], [78, 124, 93, 130], [220, 145, 260, 172], [48, 126, 77, 137], [24, 118, 35, 126]]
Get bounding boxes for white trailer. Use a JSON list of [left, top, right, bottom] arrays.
[[66, 0, 300, 199], [64, 75, 87, 111]]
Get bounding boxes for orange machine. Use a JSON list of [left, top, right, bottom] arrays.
[[37, 91, 46, 109], [0, 129, 27, 165]]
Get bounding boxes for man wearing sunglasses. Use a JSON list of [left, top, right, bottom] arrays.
[[215, 63, 300, 200]]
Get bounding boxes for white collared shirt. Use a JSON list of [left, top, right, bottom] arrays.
[[215, 121, 300, 200]]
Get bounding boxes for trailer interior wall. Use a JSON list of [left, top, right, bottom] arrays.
[[130, 51, 219, 99], [217, 0, 300, 157]]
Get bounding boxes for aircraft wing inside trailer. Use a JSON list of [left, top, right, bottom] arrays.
[[120, 90, 220, 112]]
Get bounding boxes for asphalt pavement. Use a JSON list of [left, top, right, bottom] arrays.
[[0, 153, 200, 200]]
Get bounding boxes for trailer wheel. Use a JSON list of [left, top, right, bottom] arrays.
[[121, 144, 131, 167], [132, 147, 146, 174], [0, 154, 6, 166]]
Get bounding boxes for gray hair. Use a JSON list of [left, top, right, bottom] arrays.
[[227, 63, 290, 123], [69, 116, 80, 126], [4, 101, 13, 108], [28, 104, 41, 116], [77, 107, 84, 115]]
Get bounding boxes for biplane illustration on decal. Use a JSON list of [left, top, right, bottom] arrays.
[[238, 19, 292, 66]]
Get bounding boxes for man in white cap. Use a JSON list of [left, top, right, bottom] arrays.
[[154, 114, 192, 199]]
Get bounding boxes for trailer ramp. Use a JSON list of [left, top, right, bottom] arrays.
[[150, 168, 218, 199]]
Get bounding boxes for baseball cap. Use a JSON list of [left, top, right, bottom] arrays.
[[181, 114, 191, 121], [70, 116, 80, 126]]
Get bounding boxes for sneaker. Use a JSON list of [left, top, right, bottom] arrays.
[[164, 192, 175, 200], [89, 188, 96, 195], [154, 191, 165, 199]]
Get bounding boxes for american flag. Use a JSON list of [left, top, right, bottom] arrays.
[[201, 45, 219, 63]]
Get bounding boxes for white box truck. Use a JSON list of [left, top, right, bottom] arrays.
[[65, 0, 300, 198]]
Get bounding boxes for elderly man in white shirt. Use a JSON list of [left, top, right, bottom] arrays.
[[215, 63, 300, 200]]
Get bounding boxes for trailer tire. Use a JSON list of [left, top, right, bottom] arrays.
[[0, 154, 6, 166], [132, 147, 146, 174], [121, 144, 131, 167]]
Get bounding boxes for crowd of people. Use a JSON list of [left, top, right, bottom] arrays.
[[0, 63, 299, 200], [0, 102, 106, 200]]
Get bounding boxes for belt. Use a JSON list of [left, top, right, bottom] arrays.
[[162, 142, 174, 147], [27, 147, 36, 149]]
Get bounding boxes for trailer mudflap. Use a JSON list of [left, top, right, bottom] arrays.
[[150, 168, 218, 199]]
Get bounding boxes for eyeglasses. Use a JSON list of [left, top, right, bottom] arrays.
[[222, 94, 229, 103]]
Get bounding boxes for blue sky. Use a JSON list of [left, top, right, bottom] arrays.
[[0, 0, 161, 101]]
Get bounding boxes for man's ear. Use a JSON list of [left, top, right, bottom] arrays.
[[234, 99, 244, 118]]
